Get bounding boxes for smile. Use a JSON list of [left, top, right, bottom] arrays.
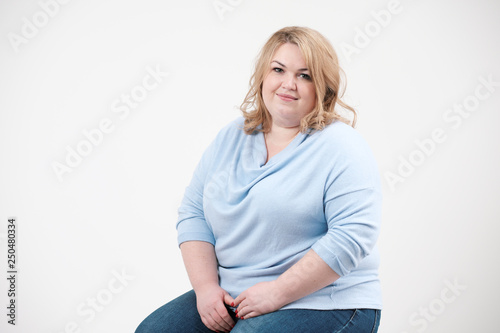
[[276, 93, 298, 101]]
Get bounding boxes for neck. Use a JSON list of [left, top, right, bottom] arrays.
[[266, 124, 300, 146]]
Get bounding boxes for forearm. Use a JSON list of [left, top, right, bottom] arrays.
[[233, 249, 340, 318], [180, 240, 220, 292], [180, 241, 236, 332], [274, 249, 340, 307]]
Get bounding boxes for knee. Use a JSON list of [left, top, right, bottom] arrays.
[[134, 320, 151, 333], [134, 316, 159, 333]]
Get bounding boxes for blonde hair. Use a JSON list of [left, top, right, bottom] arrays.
[[240, 26, 356, 134]]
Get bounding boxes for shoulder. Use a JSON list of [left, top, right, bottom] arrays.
[[213, 116, 246, 141], [205, 116, 248, 156], [194, 117, 246, 171], [312, 121, 381, 189], [315, 120, 373, 156]]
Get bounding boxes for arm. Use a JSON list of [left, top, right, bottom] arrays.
[[177, 132, 233, 331], [233, 249, 340, 319], [234, 186, 381, 319], [235, 134, 382, 319], [180, 241, 235, 332]]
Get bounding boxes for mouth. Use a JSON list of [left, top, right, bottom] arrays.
[[276, 93, 298, 101]]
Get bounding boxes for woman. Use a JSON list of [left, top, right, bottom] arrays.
[[136, 26, 382, 332]]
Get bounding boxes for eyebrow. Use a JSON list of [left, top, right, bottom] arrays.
[[272, 60, 308, 72]]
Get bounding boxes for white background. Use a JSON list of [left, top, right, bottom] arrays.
[[1, 0, 499, 332]]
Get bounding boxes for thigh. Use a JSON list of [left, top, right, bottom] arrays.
[[231, 308, 381, 333], [135, 290, 213, 333], [337, 309, 381, 333]]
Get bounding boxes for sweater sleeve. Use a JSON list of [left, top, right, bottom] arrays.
[[176, 136, 218, 247], [311, 137, 382, 277]]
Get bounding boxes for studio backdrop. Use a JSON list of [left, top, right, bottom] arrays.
[[1, 0, 499, 332]]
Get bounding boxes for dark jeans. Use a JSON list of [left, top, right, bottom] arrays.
[[135, 290, 381, 332]]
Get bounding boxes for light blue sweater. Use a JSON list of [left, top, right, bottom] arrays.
[[177, 117, 382, 310]]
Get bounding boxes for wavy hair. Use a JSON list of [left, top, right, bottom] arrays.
[[240, 26, 356, 134]]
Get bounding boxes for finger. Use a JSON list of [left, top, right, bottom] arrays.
[[208, 313, 228, 333], [214, 303, 235, 331], [210, 304, 234, 331], [223, 292, 235, 307], [237, 306, 259, 320], [240, 310, 258, 320], [236, 303, 249, 318], [233, 293, 245, 307], [200, 315, 217, 332], [236, 300, 248, 314], [203, 313, 228, 333]]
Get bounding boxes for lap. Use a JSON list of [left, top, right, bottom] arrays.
[[135, 290, 213, 333], [135, 289, 381, 333], [232, 308, 380, 333]]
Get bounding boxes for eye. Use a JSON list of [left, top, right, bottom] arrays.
[[272, 67, 284, 73], [299, 73, 312, 81]]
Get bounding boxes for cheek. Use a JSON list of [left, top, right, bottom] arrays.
[[262, 78, 279, 104], [263, 76, 277, 94], [262, 82, 274, 111], [262, 81, 271, 102], [303, 85, 316, 106]]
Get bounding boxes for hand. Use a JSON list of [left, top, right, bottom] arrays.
[[196, 285, 235, 332], [233, 281, 285, 320]]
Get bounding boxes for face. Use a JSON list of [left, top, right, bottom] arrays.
[[262, 43, 316, 128]]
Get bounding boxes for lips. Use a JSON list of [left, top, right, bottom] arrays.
[[276, 93, 298, 101]]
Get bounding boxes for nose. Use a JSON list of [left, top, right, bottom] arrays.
[[281, 73, 297, 91]]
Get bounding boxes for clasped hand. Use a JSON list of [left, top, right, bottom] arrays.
[[233, 280, 285, 320], [196, 285, 235, 332], [197, 281, 285, 332]]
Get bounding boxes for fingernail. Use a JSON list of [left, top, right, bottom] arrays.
[[231, 302, 234, 307], [235, 314, 239, 318], [241, 316, 244, 320], [235, 309, 238, 314]]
